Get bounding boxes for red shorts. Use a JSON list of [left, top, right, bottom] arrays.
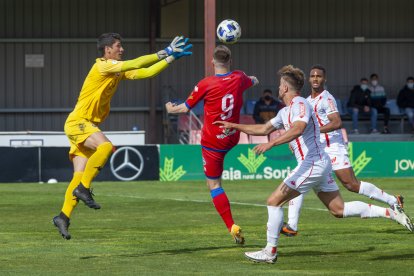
[[201, 147, 229, 179]]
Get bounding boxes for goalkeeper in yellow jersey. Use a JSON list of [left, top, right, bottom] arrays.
[[53, 33, 192, 240]]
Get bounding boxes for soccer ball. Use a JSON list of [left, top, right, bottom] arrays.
[[216, 19, 241, 44]]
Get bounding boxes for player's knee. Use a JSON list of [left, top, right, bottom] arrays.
[[99, 141, 113, 156], [266, 197, 274, 206], [266, 196, 282, 206], [206, 179, 221, 190]]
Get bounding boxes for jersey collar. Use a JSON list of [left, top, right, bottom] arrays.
[[310, 89, 327, 99], [215, 71, 232, 77]]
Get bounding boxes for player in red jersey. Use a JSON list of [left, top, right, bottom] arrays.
[[165, 45, 258, 244]]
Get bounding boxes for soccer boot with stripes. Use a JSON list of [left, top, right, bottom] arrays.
[[230, 224, 245, 245], [73, 183, 101, 209], [394, 195, 404, 209], [392, 204, 414, 232], [53, 213, 71, 240], [245, 248, 277, 264], [280, 223, 298, 237]]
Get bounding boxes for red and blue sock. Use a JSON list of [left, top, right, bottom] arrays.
[[210, 187, 234, 231]]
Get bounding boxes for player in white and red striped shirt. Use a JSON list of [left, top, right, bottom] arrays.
[[215, 65, 413, 264], [282, 65, 407, 237]]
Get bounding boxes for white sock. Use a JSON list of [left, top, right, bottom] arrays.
[[266, 206, 283, 248], [343, 201, 393, 220], [287, 194, 304, 231], [359, 181, 397, 207]]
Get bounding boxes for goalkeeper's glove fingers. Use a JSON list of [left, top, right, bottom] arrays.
[[172, 44, 193, 59], [165, 36, 189, 55], [165, 44, 193, 63]]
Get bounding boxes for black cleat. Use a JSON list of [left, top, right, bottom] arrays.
[[53, 213, 71, 240], [73, 183, 101, 209]]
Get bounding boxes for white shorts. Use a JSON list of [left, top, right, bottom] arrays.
[[325, 143, 352, 171], [284, 154, 339, 194]]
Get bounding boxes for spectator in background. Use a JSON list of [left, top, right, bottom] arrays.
[[397, 76, 414, 132], [347, 78, 378, 134], [369, 73, 391, 133], [253, 89, 284, 123]]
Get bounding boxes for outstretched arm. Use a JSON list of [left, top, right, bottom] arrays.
[[253, 121, 306, 154], [96, 36, 192, 77], [122, 36, 190, 72], [165, 102, 189, 114], [124, 59, 170, 79], [121, 54, 160, 72], [123, 43, 193, 80], [213, 120, 275, 136]]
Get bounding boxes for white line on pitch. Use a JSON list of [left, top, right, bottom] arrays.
[[102, 194, 328, 212]]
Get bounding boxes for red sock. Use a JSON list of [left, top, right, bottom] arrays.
[[212, 193, 234, 231]]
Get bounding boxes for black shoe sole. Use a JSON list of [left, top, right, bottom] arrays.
[[73, 188, 101, 209], [280, 231, 298, 237], [52, 217, 71, 240]]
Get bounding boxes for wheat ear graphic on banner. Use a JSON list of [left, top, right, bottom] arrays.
[[160, 157, 186, 181], [348, 142, 372, 176], [238, 148, 267, 173]]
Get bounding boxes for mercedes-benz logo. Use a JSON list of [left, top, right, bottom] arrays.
[[110, 146, 144, 181]]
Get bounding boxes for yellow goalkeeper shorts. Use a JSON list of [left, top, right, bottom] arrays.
[[64, 117, 101, 161]]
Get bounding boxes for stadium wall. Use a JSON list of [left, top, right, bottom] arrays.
[[0, 145, 159, 183], [0, 0, 413, 141], [1, 142, 413, 183], [159, 143, 414, 181]]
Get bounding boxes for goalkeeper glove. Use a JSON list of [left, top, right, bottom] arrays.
[[165, 44, 193, 63], [165, 36, 188, 55], [157, 36, 189, 59]]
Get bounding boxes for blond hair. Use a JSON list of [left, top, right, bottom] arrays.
[[278, 65, 305, 91]]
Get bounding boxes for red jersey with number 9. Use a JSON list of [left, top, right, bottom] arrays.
[[185, 70, 253, 150]]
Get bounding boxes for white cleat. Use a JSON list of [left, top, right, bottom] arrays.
[[392, 204, 414, 232], [245, 249, 277, 264]]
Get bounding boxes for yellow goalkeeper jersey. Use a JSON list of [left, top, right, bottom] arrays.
[[68, 54, 167, 123]]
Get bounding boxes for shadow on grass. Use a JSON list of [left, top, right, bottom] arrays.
[[370, 253, 414, 261], [378, 228, 413, 234], [80, 246, 377, 259], [282, 246, 376, 257], [79, 244, 262, 259]]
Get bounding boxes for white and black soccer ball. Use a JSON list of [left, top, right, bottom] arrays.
[[216, 19, 241, 44]]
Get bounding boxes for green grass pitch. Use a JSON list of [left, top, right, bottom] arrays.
[[0, 178, 413, 275]]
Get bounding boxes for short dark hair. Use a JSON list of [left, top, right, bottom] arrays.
[[360, 78, 368, 82], [263, 89, 272, 94], [310, 64, 326, 76], [406, 76, 414, 82], [370, 73, 378, 79], [97, 33, 122, 56], [213, 45, 231, 64], [278, 65, 305, 91]]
